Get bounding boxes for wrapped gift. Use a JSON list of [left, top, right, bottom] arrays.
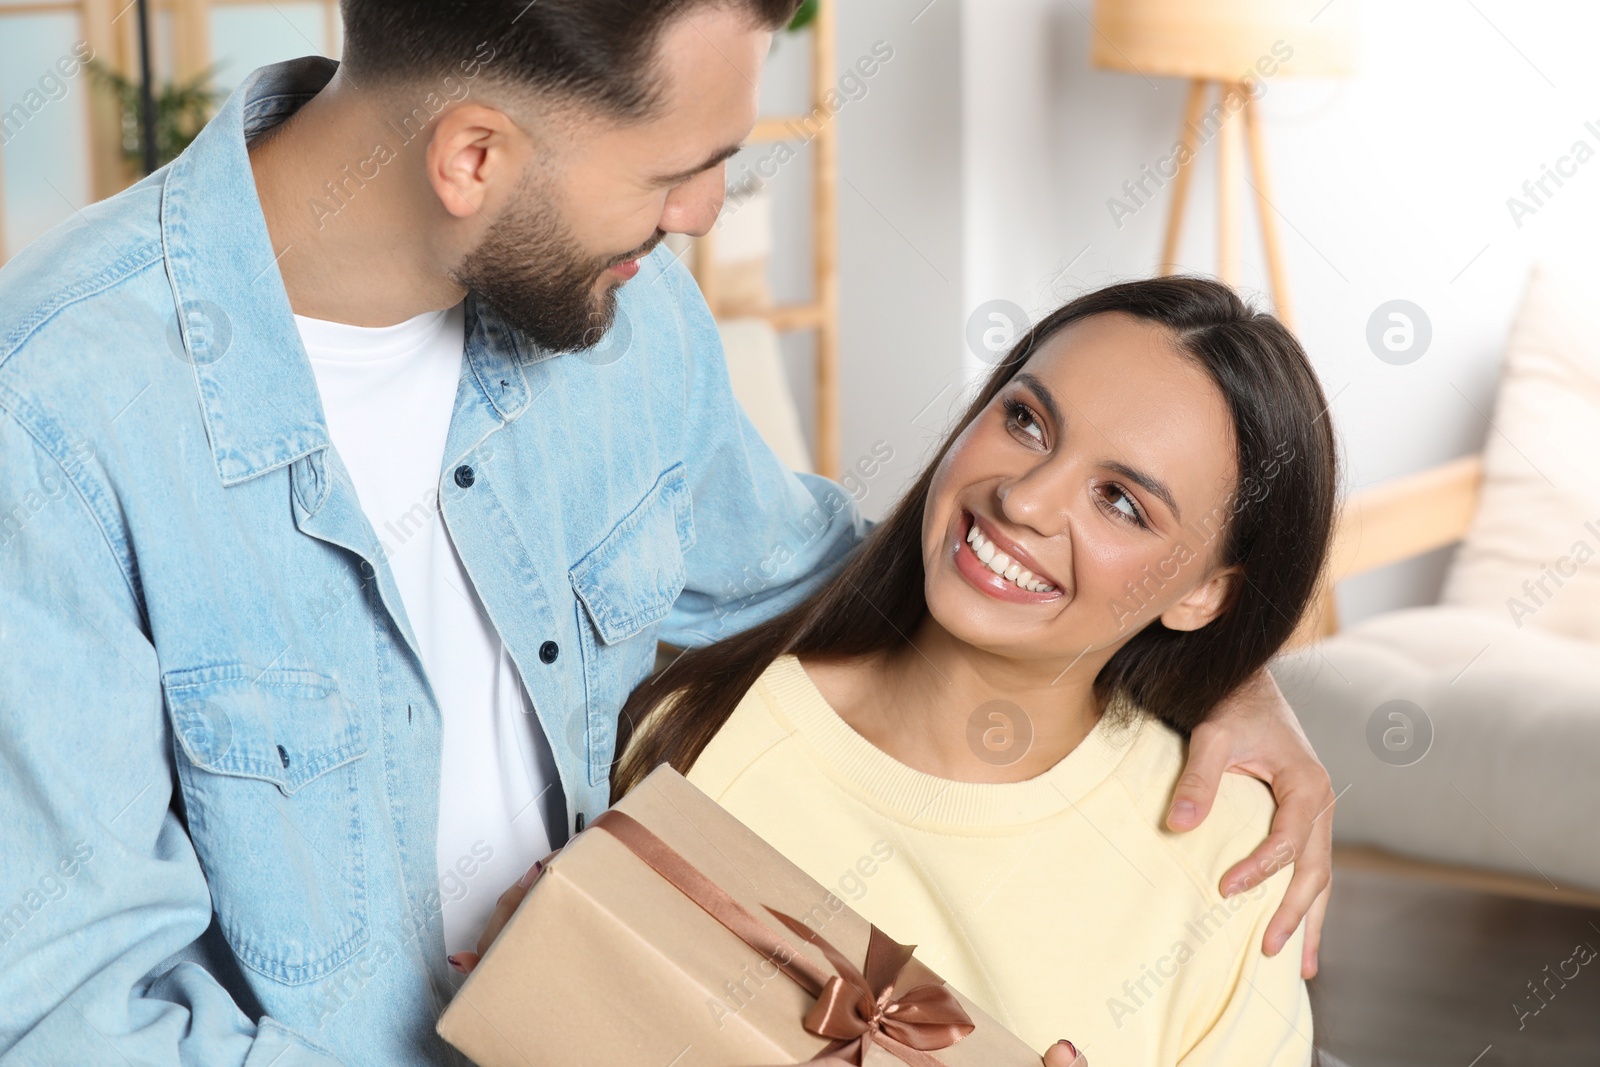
[[437, 765, 1042, 1066]]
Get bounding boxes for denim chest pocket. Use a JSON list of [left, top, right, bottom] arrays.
[[570, 463, 696, 643], [162, 664, 369, 985], [570, 463, 696, 781]]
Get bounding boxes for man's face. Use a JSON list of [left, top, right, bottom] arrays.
[[453, 7, 769, 354]]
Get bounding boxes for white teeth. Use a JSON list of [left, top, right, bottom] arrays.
[[964, 518, 1056, 593]]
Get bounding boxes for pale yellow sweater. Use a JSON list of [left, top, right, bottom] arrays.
[[670, 655, 1312, 1066]]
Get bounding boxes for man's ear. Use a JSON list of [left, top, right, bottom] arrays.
[[1160, 567, 1239, 632], [426, 103, 529, 219]]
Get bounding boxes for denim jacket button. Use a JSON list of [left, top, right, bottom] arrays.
[[539, 640, 559, 664], [453, 465, 475, 489]]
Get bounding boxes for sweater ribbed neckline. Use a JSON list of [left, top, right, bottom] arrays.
[[753, 654, 1147, 831]]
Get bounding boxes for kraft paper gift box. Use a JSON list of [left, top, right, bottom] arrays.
[[437, 765, 1042, 1067]]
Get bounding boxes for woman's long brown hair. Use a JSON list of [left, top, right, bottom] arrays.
[[612, 276, 1339, 802]]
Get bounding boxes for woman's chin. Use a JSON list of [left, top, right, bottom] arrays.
[[923, 575, 1130, 674], [926, 590, 1056, 658]]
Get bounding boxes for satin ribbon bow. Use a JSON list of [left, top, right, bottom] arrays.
[[593, 810, 975, 1067], [766, 909, 975, 1066]]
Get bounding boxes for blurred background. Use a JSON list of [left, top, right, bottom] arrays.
[[4, 0, 1599, 1062]]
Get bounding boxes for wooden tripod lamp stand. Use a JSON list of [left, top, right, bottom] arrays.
[[1090, 0, 1357, 331]]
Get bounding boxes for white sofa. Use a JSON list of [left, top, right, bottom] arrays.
[[1274, 261, 1600, 899], [1273, 605, 1600, 894]]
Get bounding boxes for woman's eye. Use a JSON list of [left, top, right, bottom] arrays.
[[1006, 401, 1045, 443], [1102, 484, 1145, 526]]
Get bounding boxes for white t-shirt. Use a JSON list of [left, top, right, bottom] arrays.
[[297, 304, 562, 959]]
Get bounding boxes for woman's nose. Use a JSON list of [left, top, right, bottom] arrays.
[[996, 463, 1074, 539]]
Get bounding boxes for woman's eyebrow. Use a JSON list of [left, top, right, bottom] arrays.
[[1012, 372, 1182, 522], [1104, 460, 1181, 522], [1013, 373, 1064, 428]]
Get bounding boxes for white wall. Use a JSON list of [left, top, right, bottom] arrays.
[[946, 0, 1600, 625], [755, 0, 970, 518]]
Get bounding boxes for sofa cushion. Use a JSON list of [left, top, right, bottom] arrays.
[[1441, 263, 1600, 644], [718, 316, 813, 475], [1272, 604, 1600, 892]]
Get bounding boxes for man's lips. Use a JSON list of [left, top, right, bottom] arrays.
[[606, 235, 664, 280]]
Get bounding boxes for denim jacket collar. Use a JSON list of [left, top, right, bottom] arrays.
[[160, 56, 540, 488]]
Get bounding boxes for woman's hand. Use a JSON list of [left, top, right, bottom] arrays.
[[818, 1039, 1084, 1066], [1165, 667, 1334, 979], [1043, 1039, 1087, 1066], [447, 851, 558, 975]]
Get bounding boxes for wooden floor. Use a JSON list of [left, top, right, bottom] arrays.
[[1311, 866, 1600, 1066]]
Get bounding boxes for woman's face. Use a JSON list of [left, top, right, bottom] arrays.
[[922, 311, 1242, 665]]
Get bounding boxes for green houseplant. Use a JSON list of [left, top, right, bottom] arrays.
[[87, 60, 220, 170], [787, 0, 818, 31]]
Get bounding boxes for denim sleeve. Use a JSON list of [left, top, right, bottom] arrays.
[[0, 414, 340, 1066], [654, 264, 869, 649]]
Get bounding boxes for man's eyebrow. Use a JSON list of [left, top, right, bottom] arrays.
[[1012, 372, 1182, 522], [650, 142, 744, 186]]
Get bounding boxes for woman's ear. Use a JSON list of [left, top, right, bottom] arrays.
[[1159, 567, 1239, 632]]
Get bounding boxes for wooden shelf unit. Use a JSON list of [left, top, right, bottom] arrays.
[[688, 0, 840, 480]]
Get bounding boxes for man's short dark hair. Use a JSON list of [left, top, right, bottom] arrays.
[[339, 0, 803, 118]]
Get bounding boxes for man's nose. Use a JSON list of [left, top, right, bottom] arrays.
[[658, 165, 727, 238]]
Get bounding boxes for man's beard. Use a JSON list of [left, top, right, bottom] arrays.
[[452, 174, 660, 355]]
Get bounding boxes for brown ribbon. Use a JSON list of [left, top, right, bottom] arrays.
[[593, 810, 974, 1066]]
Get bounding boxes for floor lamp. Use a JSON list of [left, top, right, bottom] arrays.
[[1090, 0, 1356, 331], [136, 0, 158, 175]]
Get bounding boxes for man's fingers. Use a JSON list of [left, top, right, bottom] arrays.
[[1223, 753, 1331, 889], [1168, 723, 1230, 832], [1220, 830, 1298, 898], [1299, 882, 1331, 979], [1260, 837, 1331, 958]]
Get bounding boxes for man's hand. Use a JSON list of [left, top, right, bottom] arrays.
[[1166, 667, 1334, 979]]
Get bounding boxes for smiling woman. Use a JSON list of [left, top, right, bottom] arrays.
[[616, 276, 1338, 768], [613, 275, 1339, 1065]]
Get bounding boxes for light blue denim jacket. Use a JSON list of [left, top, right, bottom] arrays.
[[0, 58, 864, 1065]]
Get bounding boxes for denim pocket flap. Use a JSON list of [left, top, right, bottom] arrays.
[[570, 463, 695, 645], [162, 664, 365, 795]]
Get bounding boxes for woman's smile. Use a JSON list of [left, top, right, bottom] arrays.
[[952, 509, 1066, 604]]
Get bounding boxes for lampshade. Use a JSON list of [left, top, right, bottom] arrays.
[[1091, 0, 1358, 80]]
